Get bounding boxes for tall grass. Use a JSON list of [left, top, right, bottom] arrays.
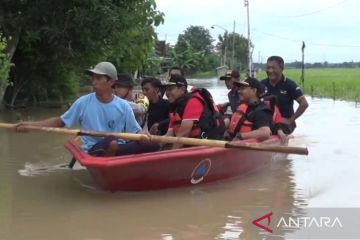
[[257, 68, 360, 102]]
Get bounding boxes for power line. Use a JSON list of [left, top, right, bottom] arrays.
[[271, 0, 349, 18], [255, 30, 360, 48]]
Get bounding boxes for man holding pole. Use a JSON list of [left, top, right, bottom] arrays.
[[15, 61, 159, 156]]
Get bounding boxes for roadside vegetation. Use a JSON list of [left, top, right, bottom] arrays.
[[257, 68, 360, 102]]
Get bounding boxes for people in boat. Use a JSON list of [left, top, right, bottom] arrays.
[[163, 75, 225, 149], [261, 56, 309, 134], [218, 69, 241, 114], [141, 77, 170, 135], [225, 77, 273, 142], [113, 73, 148, 126], [15, 61, 159, 156]]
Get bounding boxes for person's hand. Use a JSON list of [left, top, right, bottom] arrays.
[[223, 131, 232, 141], [218, 102, 229, 114], [277, 129, 289, 145], [137, 130, 151, 144], [149, 123, 159, 135], [14, 122, 34, 132]]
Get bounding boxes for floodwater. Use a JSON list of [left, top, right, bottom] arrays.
[[0, 78, 360, 239]]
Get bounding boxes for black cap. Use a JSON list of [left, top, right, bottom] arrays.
[[234, 77, 264, 95], [163, 75, 188, 88], [220, 70, 240, 80], [113, 74, 134, 88]]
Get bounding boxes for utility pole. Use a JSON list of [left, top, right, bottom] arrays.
[[231, 20, 236, 69], [301, 41, 306, 89], [244, 0, 251, 75]]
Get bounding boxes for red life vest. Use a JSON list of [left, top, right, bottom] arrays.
[[170, 92, 204, 138], [268, 100, 283, 125], [261, 95, 283, 125], [170, 89, 225, 139]]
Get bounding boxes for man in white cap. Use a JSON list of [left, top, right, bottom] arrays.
[[16, 62, 158, 156]]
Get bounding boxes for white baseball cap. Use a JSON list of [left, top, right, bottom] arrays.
[[86, 62, 118, 80]]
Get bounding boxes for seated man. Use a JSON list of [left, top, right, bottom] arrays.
[[113, 73, 148, 126], [163, 75, 224, 149], [226, 77, 273, 142], [16, 62, 158, 156], [219, 70, 241, 114], [141, 77, 170, 135]]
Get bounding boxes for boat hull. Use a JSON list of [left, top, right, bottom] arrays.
[[65, 137, 282, 192]]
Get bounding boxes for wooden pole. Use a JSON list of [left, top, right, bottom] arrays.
[[0, 123, 309, 155]]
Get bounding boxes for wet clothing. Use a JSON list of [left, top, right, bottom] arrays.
[[146, 98, 170, 135], [261, 75, 303, 119], [60, 93, 141, 152], [228, 89, 241, 113]]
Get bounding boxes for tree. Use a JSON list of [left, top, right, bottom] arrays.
[[171, 26, 216, 74], [168, 43, 199, 72], [217, 32, 249, 71], [0, 34, 11, 110], [0, 0, 164, 108], [175, 26, 214, 55]]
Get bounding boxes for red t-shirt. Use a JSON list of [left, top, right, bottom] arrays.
[[169, 93, 204, 128]]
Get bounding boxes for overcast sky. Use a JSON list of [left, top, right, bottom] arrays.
[[155, 0, 360, 63]]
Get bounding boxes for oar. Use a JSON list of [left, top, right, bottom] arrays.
[[0, 123, 309, 155]]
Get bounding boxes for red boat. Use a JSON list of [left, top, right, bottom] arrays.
[[64, 136, 283, 192]]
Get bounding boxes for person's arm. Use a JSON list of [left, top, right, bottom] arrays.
[[235, 126, 271, 142], [285, 81, 309, 124], [172, 120, 194, 149], [15, 117, 64, 131], [217, 102, 229, 114], [170, 97, 203, 149], [288, 95, 308, 123], [124, 104, 142, 133], [149, 119, 170, 135], [233, 107, 272, 142]]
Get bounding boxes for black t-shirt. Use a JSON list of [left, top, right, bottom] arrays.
[[246, 102, 273, 130], [147, 98, 170, 135], [261, 75, 303, 118]]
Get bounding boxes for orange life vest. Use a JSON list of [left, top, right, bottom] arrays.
[[227, 101, 279, 138], [170, 89, 225, 139], [227, 103, 254, 137]]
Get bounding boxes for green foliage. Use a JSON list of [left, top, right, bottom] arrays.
[[169, 26, 219, 74], [0, 34, 11, 108], [175, 26, 214, 54], [217, 32, 249, 70], [169, 42, 206, 74], [0, 0, 164, 107], [0, 35, 11, 85]]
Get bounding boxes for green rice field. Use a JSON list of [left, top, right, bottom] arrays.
[[257, 68, 360, 102]]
